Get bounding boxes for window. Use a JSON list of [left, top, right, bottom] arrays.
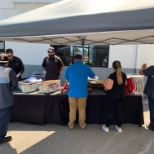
[[91, 45, 109, 67], [53, 45, 71, 65], [52, 45, 109, 67], [0, 41, 5, 54]]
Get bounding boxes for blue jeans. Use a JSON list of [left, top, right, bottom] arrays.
[[148, 96, 154, 128], [0, 106, 12, 142]]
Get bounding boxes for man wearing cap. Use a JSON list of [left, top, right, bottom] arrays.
[[42, 47, 64, 80], [65, 54, 95, 130], [6, 48, 25, 81], [0, 54, 18, 144]]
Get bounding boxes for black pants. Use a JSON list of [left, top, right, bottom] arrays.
[[105, 94, 125, 127]]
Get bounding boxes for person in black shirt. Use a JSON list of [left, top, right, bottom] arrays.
[[6, 49, 25, 81], [42, 47, 64, 80], [139, 64, 154, 131], [99, 60, 127, 133]]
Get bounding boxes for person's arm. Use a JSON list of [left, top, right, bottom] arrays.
[[9, 69, 18, 89], [139, 63, 147, 75], [42, 66, 46, 71], [17, 58, 25, 77], [105, 78, 114, 90], [88, 67, 95, 79], [60, 65, 65, 71], [42, 58, 47, 71], [100, 78, 113, 90], [58, 58, 65, 72]]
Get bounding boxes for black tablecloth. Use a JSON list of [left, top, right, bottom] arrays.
[[11, 93, 144, 126]]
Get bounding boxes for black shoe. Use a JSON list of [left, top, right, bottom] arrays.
[[0, 136, 12, 144], [146, 125, 154, 131]]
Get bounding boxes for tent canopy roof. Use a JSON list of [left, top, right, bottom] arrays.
[[0, 0, 154, 45]]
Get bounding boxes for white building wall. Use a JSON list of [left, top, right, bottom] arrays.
[[0, 0, 14, 9], [0, 9, 4, 19], [136, 45, 151, 69], [0, 3, 49, 20], [109, 45, 137, 68], [0, 0, 62, 20], [150, 45, 154, 65], [5, 41, 50, 65], [134, 44, 154, 70], [14, 0, 60, 2]]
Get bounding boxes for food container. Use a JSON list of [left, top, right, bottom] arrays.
[[18, 81, 40, 93], [88, 79, 104, 93], [39, 80, 61, 94]]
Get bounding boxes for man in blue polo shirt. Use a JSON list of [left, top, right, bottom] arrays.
[[65, 54, 95, 130]]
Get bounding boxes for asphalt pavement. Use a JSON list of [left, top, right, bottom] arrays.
[[0, 99, 154, 154]]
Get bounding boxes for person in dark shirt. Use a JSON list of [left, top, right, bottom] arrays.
[[42, 47, 64, 80], [99, 60, 127, 133], [6, 49, 25, 81], [139, 64, 154, 131]]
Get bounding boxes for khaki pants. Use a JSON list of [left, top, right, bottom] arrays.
[[68, 97, 87, 129]]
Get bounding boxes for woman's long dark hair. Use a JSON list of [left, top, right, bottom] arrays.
[[112, 60, 123, 85]]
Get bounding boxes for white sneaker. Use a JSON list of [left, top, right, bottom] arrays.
[[115, 125, 122, 132], [102, 125, 109, 132]]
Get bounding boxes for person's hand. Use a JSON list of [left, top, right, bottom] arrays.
[[142, 63, 147, 69], [97, 80, 104, 85], [16, 73, 21, 78]]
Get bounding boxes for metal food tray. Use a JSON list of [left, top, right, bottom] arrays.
[[39, 80, 61, 94], [18, 81, 41, 93]]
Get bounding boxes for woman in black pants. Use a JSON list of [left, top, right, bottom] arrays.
[[99, 60, 127, 132]]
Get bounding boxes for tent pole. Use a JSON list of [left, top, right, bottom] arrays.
[[82, 39, 85, 59]]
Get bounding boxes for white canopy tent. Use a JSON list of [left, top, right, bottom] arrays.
[[0, 0, 154, 45]]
